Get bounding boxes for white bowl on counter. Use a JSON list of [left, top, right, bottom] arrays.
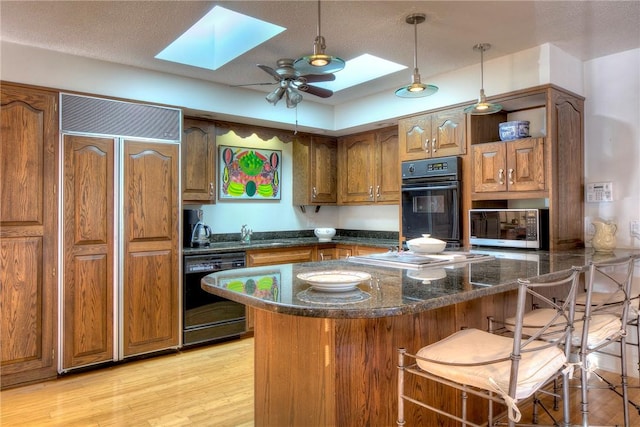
[[314, 227, 336, 242], [406, 234, 447, 254]]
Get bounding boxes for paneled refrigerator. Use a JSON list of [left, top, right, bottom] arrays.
[[59, 94, 181, 371]]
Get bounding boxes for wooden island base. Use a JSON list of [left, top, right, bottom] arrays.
[[253, 290, 513, 426]]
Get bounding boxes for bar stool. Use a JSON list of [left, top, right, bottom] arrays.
[[576, 256, 636, 427], [397, 267, 582, 427]]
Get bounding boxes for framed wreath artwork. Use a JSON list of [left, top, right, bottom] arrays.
[[219, 146, 281, 200]]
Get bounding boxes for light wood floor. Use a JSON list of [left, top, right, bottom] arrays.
[[1, 338, 254, 426], [1, 336, 638, 426]]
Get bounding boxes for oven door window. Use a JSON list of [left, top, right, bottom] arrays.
[[402, 183, 459, 241]]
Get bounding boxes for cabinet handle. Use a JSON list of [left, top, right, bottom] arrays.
[[508, 169, 514, 185], [368, 186, 374, 199], [209, 182, 214, 196], [498, 169, 505, 185], [424, 139, 430, 153], [312, 186, 317, 199], [432, 138, 437, 152], [376, 185, 381, 198]]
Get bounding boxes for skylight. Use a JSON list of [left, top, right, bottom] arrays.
[[313, 54, 407, 92], [155, 6, 286, 71]]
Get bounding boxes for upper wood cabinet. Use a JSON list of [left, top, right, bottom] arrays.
[[465, 84, 585, 250], [292, 135, 337, 206], [338, 127, 399, 205], [1, 83, 59, 388], [472, 137, 545, 193], [399, 108, 466, 161], [182, 118, 216, 204]]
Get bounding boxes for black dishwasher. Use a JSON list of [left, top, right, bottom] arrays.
[[183, 252, 246, 346]]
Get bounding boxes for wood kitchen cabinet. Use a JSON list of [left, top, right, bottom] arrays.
[[472, 137, 545, 193], [465, 84, 584, 250], [399, 108, 466, 161], [338, 126, 399, 204], [292, 135, 337, 206], [1, 83, 59, 388], [182, 118, 216, 204]]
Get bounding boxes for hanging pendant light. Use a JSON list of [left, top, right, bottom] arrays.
[[463, 43, 502, 115], [395, 13, 438, 98], [294, 0, 345, 75]]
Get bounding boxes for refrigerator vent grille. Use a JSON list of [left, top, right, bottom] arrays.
[[61, 94, 181, 142]]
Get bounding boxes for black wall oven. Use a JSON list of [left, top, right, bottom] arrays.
[[401, 156, 461, 248], [183, 252, 246, 346]]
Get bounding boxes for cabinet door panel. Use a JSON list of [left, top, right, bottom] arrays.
[[0, 237, 47, 369], [182, 119, 215, 204], [433, 109, 466, 157], [123, 141, 179, 356], [125, 142, 176, 241], [376, 128, 400, 203], [339, 134, 376, 203], [506, 138, 545, 192], [63, 135, 114, 368], [472, 143, 507, 193], [123, 250, 176, 354], [399, 115, 431, 161], [1, 85, 58, 388], [311, 138, 337, 203]]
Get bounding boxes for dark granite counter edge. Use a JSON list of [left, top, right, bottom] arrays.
[[184, 236, 400, 255]]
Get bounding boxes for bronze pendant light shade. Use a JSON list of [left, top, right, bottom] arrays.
[[395, 13, 438, 98], [463, 43, 502, 114], [294, 0, 345, 75]]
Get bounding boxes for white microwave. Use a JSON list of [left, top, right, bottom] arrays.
[[469, 208, 549, 250]]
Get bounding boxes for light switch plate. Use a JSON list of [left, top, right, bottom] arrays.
[[586, 182, 613, 202]]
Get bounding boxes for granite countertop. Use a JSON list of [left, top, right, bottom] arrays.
[[201, 248, 640, 319]]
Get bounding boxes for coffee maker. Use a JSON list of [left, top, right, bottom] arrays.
[[183, 209, 212, 248]]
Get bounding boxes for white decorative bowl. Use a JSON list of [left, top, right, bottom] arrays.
[[314, 227, 336, 242], [407, 234, 447, 254]]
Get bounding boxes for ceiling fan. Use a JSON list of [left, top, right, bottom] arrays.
[[239, 58, 335, 108]]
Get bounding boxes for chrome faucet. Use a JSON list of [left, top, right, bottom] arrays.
[[240, 224, 252, 243]]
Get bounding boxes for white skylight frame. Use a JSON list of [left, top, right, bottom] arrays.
[[155, 6, 286, 71]]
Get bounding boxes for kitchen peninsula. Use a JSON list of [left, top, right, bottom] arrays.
[[202, 248, 640, 426]]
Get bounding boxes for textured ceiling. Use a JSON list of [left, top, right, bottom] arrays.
[[2, 1, 639, 106]]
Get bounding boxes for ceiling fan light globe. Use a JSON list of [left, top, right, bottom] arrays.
[[266, 86, 286, 105]]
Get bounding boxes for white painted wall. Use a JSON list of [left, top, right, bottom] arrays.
[[583, 48, 640, 250]]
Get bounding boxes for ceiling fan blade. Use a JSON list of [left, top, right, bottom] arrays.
[[258, 64, 282, 81], [302, 74, 336, 83], [299, 84, 333, 98]]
